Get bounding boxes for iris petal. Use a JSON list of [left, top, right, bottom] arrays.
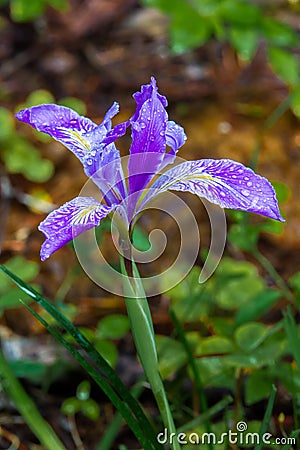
[[38, 197, 114, 261], [16, 103, 127, 205], [128, 78, 168, 195], [15, 104, 97, 161], [145, 159, 284, 222]]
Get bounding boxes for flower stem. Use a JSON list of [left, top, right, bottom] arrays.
[[121, 258, 180, 450]]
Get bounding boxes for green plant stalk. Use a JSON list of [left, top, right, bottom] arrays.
[[0, 348, 67, 450], [251, 247, 294, 302], [121, 258, 180, 450]]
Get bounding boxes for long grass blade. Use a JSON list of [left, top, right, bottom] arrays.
[[0, 265, 162, 450], [254, 384, 277, 450]]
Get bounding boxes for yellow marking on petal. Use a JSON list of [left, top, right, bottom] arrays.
[[69, 130, 91, 151], [72, 206, 97, 225]]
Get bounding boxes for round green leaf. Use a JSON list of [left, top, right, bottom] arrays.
[[76, 380, 91, 401], [80, 398, 100, 421], [96, 314, 130, 340], [235, 322, 268, 352], [26, 89, 55, 106], [59, 97, 86, 116], [61, 397, 81, 415]]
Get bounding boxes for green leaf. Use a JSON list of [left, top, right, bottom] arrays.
[[234, 289, 281, 327], [76, 380, 91, 401], [96, 314, 130, 340], [289, 272, 300, 302], [10, 0, 45, 22], [213, 258, 265, 310], [228, 223, 259, 252], [26, 89, 55, 106], [132, 226, 151, 252], [47, 0, 68, 11], [290, 86, 300, 118], [170, 11, 211, 53], [94, 340, 118, 368], [9, 360, 47, 383], [229, 27, 258, 61], [245, 371, 273, 405], [0, 107, 15, 140], [0, 256, 39, 293], [61, 397, 81, 415], [268, 46, 300, 87], [0, 286, 36, 315], [262, 17, 299, 47], [80, 398, 100, 421], [156, 335, 187, 378], [235, 322, 268, 352], [219, 0, 262, 27], [196, 336, 235, 355], [23, 158, 54, 182], [58, 97, 86, 115]]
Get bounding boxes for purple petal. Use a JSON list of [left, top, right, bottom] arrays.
[[128, 78, 168, 194], [38, 197, 114, 261], [146, 159, 285, 221], [16, 103, 127, 205], [15, 104, 97, 161], [162, 121, 187, 168]]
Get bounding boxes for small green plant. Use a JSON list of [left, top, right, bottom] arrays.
[[61, 380, 100, 421]]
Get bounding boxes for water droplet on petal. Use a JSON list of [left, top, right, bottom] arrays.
[[86, 158, 93, 165], [220, 191, 226, 197], [140, 122, 146, 129], [247, 181, 253, 187], [242, 189, 250, 196]]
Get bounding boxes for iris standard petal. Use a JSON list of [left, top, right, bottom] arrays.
[[146, 158, 285, 222], [128, 78, 168, 195], [161, 120, 187, 168], [38, 197, 114, 261]]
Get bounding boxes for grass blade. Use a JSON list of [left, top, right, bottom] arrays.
[[254, 384, 277, 450], [0, 348, 67, 450]]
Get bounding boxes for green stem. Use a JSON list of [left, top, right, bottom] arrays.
[[121, 258, 180, 450], [0, 349, 67, 450], [251, 247, 294, 302]]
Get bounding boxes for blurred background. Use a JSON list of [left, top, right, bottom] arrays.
[[1, 0, 300, 449]]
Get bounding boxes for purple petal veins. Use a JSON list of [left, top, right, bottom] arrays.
[[38, 197, 114, 261], [145, 159, 284, 222]]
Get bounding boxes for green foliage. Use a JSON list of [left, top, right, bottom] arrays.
[[142, 0, 300, 117], [8, 0, 68, 23], [1, 90, 88, 182], [0, 103, 54, 182], [64, 314, 130, 369], [0, 256, 39, 316], [61, 380, 100, 421]]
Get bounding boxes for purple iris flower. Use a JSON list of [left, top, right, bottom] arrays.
[[15, 78, 284, 261]]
